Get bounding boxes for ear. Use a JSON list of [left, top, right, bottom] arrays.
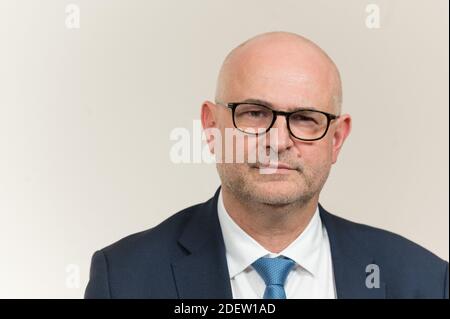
[[331, 114, 352, 164], [201, 101, 218, 154]]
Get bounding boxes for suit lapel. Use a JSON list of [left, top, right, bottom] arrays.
[[171, 188, 233, 299], [171, 188, 386, 299], [319, 204, 386, 299]]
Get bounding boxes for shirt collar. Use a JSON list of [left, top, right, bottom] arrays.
[[217, 189, 324, 279]]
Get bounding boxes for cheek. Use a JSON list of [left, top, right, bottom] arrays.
[[294, 140, 333, 170]]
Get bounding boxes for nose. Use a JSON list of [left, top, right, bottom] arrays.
[[267, 114, 294, 153]]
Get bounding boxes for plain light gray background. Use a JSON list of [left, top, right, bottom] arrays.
[[0, 0, 448, 298]]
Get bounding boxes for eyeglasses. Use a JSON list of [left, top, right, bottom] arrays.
[[217, 101, 339, 141]]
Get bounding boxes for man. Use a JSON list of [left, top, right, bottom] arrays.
[[85, 31, 448, 299]]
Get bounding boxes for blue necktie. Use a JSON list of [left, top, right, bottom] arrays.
[[252, 256, 295, 299]]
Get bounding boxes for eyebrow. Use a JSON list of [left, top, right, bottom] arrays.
[[239, 98, 320, 112]]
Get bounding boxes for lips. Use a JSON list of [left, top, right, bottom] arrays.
[[254, 162, 295, 170]]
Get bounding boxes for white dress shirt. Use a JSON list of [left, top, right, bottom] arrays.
[[217, 190, 337, 299]]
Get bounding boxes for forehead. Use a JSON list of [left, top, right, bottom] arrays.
[[224, 47, 336, 112]]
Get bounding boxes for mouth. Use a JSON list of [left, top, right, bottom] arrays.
[[251, 162, 297, 174]]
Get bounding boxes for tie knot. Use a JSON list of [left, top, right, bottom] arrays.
[[252, 256, 295, 286]]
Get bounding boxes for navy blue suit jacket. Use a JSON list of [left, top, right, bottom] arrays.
[[85, 187, 448, 299]]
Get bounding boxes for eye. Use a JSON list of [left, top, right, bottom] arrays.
[[291, 114, 318, 124], [245, 110, 267, 118]]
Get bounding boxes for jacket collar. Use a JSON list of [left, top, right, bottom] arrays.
[[319, 204, 386, 298], [171, 187, 233, 298], [172, 187, 386, 299]]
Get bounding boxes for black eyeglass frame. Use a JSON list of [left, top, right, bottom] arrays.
[[219, 102, 340, 141]]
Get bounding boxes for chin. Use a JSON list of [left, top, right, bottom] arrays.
[[250, 181, 305, 205]]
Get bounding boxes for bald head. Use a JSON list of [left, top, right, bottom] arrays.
[[215, 31, 342, 114]]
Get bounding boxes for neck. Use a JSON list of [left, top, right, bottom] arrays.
[[221, 186, 318, 254]]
